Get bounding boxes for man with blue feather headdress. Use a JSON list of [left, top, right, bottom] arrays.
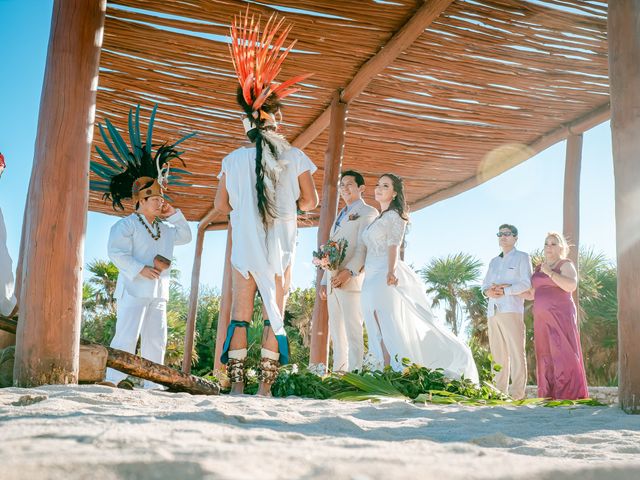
[[90, 105, 194, 389]]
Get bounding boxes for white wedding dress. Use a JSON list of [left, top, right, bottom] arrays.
[[360, 210, 479, 383]]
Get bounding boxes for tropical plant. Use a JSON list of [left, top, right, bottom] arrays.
[[285, 287, 315, 347], [86, 259, 119, 314], [577, 250, 618, 386], [191, 288, 221, 376], [461, 285, 488, 348], [420, 253, 483, 336]]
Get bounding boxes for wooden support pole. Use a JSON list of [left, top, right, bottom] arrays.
[[13, 0, 106, 387], [308, 94, 349, 373], [608, 0, 640, 414], [292, 0, 454, 149], [181, 226, 206, 373], [213, 226, 233, 374], [563, 133, 582, 315]]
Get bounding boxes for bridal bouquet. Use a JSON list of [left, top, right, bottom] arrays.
[[312, 239, 348, 271]]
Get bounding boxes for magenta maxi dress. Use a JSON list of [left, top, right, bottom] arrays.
[[531, 260, 589, 399]]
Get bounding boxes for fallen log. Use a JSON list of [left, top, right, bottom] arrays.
[[0, 315, 17, 335], [0, 315, 219, 395]]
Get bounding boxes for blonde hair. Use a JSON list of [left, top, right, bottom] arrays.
[[545, 231, 570, 258]]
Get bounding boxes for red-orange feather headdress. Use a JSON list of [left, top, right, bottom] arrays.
[[228, 8, 312, 226], [229, 8, 312, 128]]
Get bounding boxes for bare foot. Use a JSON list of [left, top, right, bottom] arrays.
[[230, 382, 245, 395], [256, 382, 273, 397]]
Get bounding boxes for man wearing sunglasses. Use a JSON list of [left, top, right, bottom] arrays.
[[482, 224, 532, 400]]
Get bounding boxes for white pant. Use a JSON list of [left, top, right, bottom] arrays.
[[327, 287, 364, 372], [106, 292, 167, 388], [488, 312, 527, 399]]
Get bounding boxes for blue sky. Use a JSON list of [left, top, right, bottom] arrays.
[[0, 0, 616, 295]]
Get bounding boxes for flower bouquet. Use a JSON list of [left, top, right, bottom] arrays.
[[312, 239, 348, 271]]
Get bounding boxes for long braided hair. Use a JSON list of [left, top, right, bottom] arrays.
[[236, 87, 286, 228]]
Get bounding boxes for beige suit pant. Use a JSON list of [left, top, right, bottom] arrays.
[[488, 312, 527, 399], [327, 287, 364, 372]]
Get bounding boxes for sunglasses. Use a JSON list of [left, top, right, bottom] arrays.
[[496, 232, 514, 237]]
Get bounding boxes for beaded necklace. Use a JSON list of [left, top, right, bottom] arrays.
[[135, 212, 161, 241]]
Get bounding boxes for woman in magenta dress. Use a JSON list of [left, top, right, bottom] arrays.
[[526, 232, 588, 399]]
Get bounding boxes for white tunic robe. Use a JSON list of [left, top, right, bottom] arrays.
[[218, 146, 317, 336]]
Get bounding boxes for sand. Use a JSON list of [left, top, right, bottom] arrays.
[[1, 385, 640, 480]]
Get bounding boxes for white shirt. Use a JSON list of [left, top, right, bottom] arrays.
[[482, 248, 532, 317], [108, 210, 192, 301]]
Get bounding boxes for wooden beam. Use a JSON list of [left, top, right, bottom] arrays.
[[213, 226, 233, 375], [609, 0, 640, 414], [563, 133, 582, 315], [198, 203, 218, 230], [291, 0, 454, 149], [13, 0, 106, 387], [309, 94, 349, 373], [412, 102, 610, 210], [181, 225, 206, 373]]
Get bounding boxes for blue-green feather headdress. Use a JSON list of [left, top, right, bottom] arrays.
[[90, 104, 196, 210]]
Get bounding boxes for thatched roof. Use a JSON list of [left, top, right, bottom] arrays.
[[89, 0, 609, 226]]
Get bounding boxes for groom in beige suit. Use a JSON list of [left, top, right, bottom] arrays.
[[320, 170, 378, 372]]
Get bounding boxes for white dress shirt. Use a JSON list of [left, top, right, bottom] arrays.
[[482, 248, 532, 317], [108, 210, 192, 301]]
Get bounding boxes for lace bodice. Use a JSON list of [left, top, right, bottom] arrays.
[[361, 210, 406, 257]]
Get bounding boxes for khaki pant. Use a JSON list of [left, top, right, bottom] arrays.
[[488, 312, 527, 399], [327, 288, 364, 372]]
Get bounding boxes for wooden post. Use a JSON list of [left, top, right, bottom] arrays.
[[213, 226, 233, 374], [13, 0, 106, 386], [563, 133, 582, 314], [308, 93, 348, 374], [181, 226, 206, 373], [609, 0, 640, 414]]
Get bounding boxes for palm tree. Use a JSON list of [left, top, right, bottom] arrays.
[[460, 285, 488, 347], [420, 253, 483, 336], [578, 249, 618, 385], [86, 259, 119, 314]]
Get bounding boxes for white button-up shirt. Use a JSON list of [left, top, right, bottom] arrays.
[[482, 248, 532, 317], [108, 210, 192, 301]]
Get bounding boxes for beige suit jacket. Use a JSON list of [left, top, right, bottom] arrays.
[[322, 200, 378, 292]]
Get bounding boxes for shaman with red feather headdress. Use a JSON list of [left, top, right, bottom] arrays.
[[215, 8, 318, 394], [229, 7, 312, 226]]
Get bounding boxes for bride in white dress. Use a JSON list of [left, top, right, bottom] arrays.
[[360, 174, 479, 383]]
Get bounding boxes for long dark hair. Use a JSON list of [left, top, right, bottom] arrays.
[[379, 173, 409, 221], [236, 87, 283, 227]]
